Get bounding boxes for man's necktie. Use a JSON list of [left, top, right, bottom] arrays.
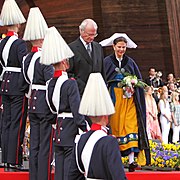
[[87, 43, 91, 58]]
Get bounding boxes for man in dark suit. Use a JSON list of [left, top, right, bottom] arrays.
[[68, 18, 106, 97], [144, 67, 156, 87]]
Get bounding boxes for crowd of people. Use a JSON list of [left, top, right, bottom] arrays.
[[0, 0, 179, 180], [144, 67, 180, 144]]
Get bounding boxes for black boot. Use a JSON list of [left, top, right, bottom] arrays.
[[128, 162, 141, 172]]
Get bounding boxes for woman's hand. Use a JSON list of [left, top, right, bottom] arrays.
[[168, 117, 172, 122]]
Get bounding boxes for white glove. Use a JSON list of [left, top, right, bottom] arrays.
[[52, 124, 56, 129]]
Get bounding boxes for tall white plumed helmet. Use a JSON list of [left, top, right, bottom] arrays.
[[0, 19, 3, 26], [0, 0, 26, 26], [23, 7, 48, 41], [40, 26, 74, 65], [79, 73, 115, 116]]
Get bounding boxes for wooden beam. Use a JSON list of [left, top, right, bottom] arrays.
[[92, 0, 104, 41], [165, 0, 180, 77], [24, 0, 36, 8]]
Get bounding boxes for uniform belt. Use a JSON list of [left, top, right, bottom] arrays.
[[4, 67, 21, 72], [58, 112, 73, 118], [31, 84, 46, 90]]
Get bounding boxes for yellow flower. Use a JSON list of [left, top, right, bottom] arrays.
[[151, 158, 155, 165]]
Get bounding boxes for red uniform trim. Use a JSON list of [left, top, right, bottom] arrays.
[[53, 70, 64, 78], [31, 46, 41, 52], [7, 31, 18, 37], [48, 128, 54, 180], [16, 97, 26, 164], [91, 123, 108, 134]]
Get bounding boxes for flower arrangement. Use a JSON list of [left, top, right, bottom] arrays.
[[114, 68, 147, 98], [121, 140, 180, 171], [149, 140, 180, 169]]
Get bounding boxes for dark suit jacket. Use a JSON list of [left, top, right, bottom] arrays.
[[68, 38, 106, 96], [145, 76, 164, 88]]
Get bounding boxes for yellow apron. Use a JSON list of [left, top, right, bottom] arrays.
[[110, 88, 138, 151]]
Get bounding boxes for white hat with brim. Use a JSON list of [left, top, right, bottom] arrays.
[[40, 26, 74, 65], [99, 33, 137, 48], [0, 0, 26, 26], [79, 73, 115, 116], [23, 7, 48, 41]]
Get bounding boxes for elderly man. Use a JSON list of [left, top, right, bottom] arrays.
[[68, 18, 106, 97]]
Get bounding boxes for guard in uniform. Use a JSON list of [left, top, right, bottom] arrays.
[[0, 19, 4, 162], [68, 73, 127, 180], [0, 0, 28, 168], [21, 7, 54, 180], [40, 27, 88, 180]]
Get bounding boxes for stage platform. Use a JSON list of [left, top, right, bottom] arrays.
[[0, 168, 180, 180], [126, 171, 180, 180]]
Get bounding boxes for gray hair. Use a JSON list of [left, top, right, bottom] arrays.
[[79, 19, 98, 31]]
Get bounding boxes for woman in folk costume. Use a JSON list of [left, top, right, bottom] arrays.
[[0, 0, 28, 169], [100, 34, 150, 171], [21, 7, 54, 180], [68, 73, 127, 180], [40, 26, 88, 180]]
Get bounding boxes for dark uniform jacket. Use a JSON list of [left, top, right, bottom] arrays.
[[68, 124, 127, 180], [20, 47, 54, 113], [46, 71, 87, 146], [0, 31, 28, 95], [68, 38, 106, 96]]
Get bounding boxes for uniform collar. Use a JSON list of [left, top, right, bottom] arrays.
[[53, 70, 67, 78], [7, 31, 18, 37], [31, 46, 42, 52], [116, 56, 123, 62], [91, 123, 108, 134]]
